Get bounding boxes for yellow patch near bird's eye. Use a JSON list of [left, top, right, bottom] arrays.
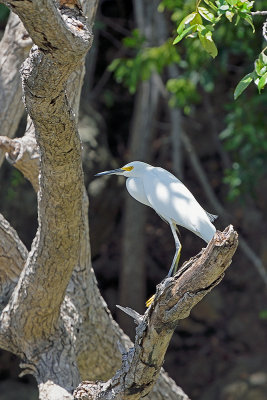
[[122, 166, 134, 171]]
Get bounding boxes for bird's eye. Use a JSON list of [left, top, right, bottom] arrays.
[[122, 166, 134, 171]]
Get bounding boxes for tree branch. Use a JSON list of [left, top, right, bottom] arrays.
[[74, 226, 238, 400], [0, 12, 31, 167], [0, 118, 40, 191], [251, 11, 267, 16]]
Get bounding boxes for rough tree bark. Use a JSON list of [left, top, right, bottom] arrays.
[[75, 226, 238, 400], [0, 2, 238, 400], [0, 12, 31, 166]]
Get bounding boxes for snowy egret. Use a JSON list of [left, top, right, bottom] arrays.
[[95, 161, 217, 306]]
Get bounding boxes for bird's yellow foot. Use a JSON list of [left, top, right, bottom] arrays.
[[146, 294, 155, 307]]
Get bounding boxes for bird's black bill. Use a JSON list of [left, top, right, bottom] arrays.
[[94, 168, 123, 177]]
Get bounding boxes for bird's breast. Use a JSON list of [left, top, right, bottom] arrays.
[[126, 177, 151, 207]]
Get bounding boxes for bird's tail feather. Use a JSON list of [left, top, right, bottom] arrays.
[[205, 211, 218, 222]]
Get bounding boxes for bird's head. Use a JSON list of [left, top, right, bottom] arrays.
[[95, 161, 150, 178]]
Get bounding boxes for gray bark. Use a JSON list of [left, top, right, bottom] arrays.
[[0, 12, 31, 166], [75, 226, 238, 400]]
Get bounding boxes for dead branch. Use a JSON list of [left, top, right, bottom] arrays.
[[74, 226, 238, 400], [0, 13, 32, 167]]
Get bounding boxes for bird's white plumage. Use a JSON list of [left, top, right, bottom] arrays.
[[141, 167, 216, 242], [95, 161, 217, 279], [126, 177, 151, 207]]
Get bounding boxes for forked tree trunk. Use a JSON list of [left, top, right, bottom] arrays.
[[0, 2, 238, 400]]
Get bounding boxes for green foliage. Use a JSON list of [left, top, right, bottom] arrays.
[[235, 51, 267, 98], [220, 94, 267, 200], [166, 78, 200, 112], [108, 31, 180, 94], [172, 0, 255, 60], [109, 0, 267, 201], [234, 72, 254, 99]]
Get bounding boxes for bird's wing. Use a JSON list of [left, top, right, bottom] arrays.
[[143, 168, 216, 242]]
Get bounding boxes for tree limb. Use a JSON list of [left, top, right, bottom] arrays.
[[0, 118, 40, 191], [0, 12, 31, 167], [74, 226, 238, 400]]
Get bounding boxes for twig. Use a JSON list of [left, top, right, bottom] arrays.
[[251, 11, 267, 16]]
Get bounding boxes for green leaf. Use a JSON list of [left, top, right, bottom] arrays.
[[255, 57, 267, 76], [173, 25, 196, 44], [177, 12, 197, 34], [234, 72, 253, 99], [243, 14, 255, 33], [191, 12, 203, 25], [198, 29, 218, 58], [258, 72, 267, 92], [198, 6, 215, 22]]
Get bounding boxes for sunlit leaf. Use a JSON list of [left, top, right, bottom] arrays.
[[177, 12, 197, 34], [198, 28, 218, 58], [198, 6, 215, 22]]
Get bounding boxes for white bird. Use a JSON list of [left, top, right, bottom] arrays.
[[95, 161, 217, 303]]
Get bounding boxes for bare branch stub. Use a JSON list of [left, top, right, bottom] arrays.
[[74, 225, 238, 400]]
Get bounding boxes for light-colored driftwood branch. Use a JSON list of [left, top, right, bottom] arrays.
[[74, 225, 238, 400], [0, 13, 32, 167], [0, 119, 40, 191]]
